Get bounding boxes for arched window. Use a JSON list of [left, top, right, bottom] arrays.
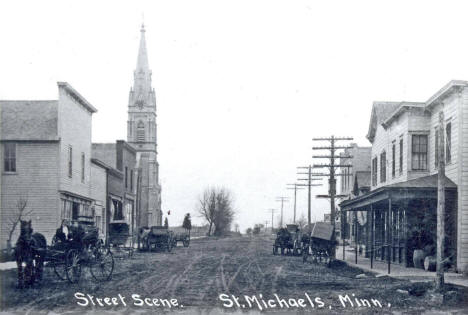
[[137, 121, 145, 142]]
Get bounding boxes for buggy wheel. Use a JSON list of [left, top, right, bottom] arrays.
[[90, 247, 114, 282], [65, 249, 82, 284], [302, 246, 309, 263], [53, 261, 67, 281]]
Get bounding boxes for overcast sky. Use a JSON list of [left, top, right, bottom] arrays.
[[1, 0, 468, 231]]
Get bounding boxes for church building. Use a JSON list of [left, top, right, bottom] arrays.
[[127, 24, 162, 227]]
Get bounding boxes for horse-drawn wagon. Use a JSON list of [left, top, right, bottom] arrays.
[[302, 222, 336, 265], [172, 230, 190, 247], [108, 222, 134, 257], [273, 224, 302, 255], [139, 226, 174, 252]]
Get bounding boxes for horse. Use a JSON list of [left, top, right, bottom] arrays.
[[15, 220, 47, 288]]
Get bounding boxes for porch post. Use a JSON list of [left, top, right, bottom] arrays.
[[371, 204, 374, 269], [343, 210, 346, 260], [388, 196, 392, 274], [355, 210, 358, 264]]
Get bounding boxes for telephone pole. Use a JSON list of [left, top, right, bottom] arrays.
[[275, 197, 289, 228], [297, 165, 323, 225], [267, 209, 276, 232], [436, 112, 446, 290], [286, 183, 305, 223], [312, 135, 353, 258]]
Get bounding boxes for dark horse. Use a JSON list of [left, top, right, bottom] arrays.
[[15, 220, 47, 288]]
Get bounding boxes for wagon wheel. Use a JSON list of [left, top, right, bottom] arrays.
[[90, 247, 114, 282], [53, 261, 67, 280], [65, 249, 82, 283], [302, 245, 309, 263], [167, 238, 173, 253]]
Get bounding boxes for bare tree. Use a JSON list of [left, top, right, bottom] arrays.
[[213, 188, 234, 236], [6, 196, 32, 254], [297, 213, 307, 230], [197, 188, 217, 236], [197, 187, 235, 236]]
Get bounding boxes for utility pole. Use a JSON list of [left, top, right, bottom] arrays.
[[312, 136, 353, 258], [267, 209, 276, 233], [275, 197, 289, 228], [436, 112, 445, 291], [286, 183, 305, 223], [297, 165, 323, 225]]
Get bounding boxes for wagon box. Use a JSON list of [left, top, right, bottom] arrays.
[[310, 222, 334, 241]]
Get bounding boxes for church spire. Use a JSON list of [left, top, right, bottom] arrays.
[[136, 23, 149, 73], [133, 23, 152, 99]]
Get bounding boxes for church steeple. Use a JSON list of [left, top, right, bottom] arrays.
[[131, 23, 154, 108]]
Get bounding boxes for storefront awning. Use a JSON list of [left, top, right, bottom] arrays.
[[340, 174, 457, 211]]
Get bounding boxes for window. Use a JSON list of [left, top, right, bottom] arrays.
[[3, 143, 16, 172], [372, 157, 378, 186], [137, 121, 145, 142], [411, 135, 428, 170], [68, 146, 73, 177], [391, 142, 396, 178], [399, 139, 403, 174], [434, 129, 439, 167], [130, 170, 134, 191], [81, 153, 85, 182], [446, 122, 451, 163], [125, 166, 128, 189], [380, 151, 386, 183]]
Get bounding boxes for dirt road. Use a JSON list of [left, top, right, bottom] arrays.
[[1, 235, 467, 314]]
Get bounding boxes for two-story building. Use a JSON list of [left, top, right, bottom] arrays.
[[92, 140, 138, 238], [340, 80, 468, 272], [338, 144, 372, 244], [1, 82, 97, 246]]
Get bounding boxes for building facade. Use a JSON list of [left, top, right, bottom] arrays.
[[341, 80, 468, 272], [338, 144, 372, 242], [126, 25, 162, 227], [1, 82, 97, 247]]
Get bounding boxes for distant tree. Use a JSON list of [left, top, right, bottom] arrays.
[[164, 217, 168, 228], [297, 213, 307, 230], [182, 213, 192, 232], [234, 223, 240, 233], [246, 228, 252, 236], [253, 223, 264, 235], [6, 196, 32, 254], [197, 187, 235, 236]]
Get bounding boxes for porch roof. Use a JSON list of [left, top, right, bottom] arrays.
[[340, 174, 457, 211]]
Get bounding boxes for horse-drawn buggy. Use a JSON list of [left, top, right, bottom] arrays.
[[139, 226, 174, 252], [302, 222, 337, 265], [45, 220, 114, 283], [273, 224, 302, 256], [15, 219, 114, 287], [108, 221, 134, 257]]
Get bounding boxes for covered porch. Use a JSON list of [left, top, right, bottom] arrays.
[[339, 174, 457, 274]]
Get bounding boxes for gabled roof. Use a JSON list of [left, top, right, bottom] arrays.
[[366, 102, 401, 142], [0, 100, 59, 141], [381, 102, 426, 128], [425, 80, 468, 109], [58, 82, 97, 113]]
